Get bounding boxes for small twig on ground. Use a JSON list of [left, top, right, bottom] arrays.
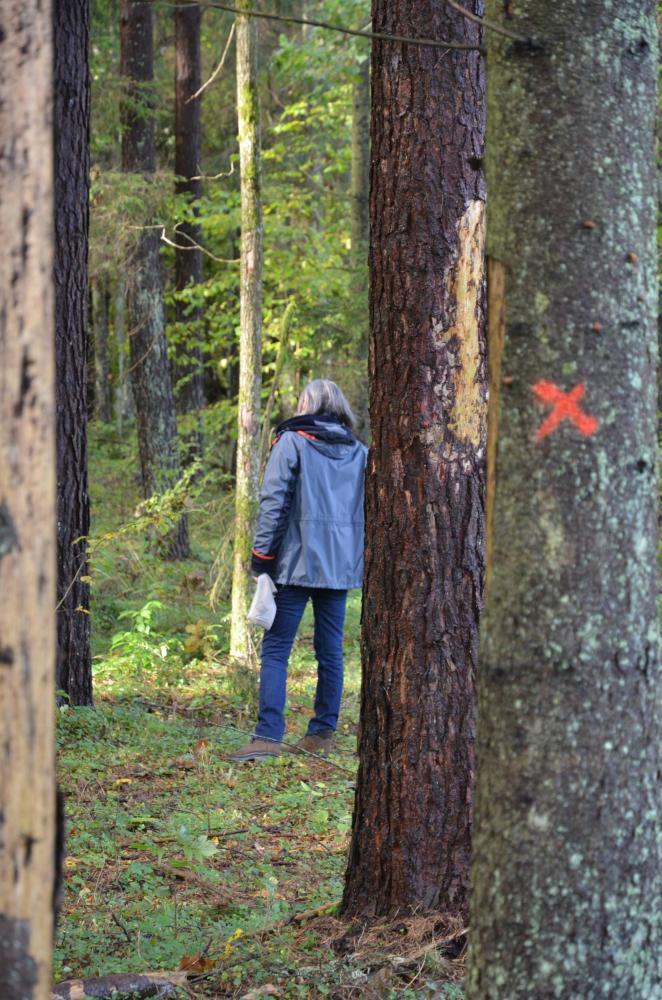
[[110, 911, 133, 944]]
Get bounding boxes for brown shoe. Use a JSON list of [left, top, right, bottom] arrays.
[[229, 737, 281, 762], [291, 732, 335, 757]]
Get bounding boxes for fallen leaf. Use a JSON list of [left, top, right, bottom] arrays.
[[167, 756, 196, 770], [240, 985, 279, 999], [179, 953, 215, 973]]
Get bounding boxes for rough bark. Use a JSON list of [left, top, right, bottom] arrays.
[[53, 0, 93, 706], [341, 0, 486, 917], [94, 275, 113, 423], [349, 57, 370, 442], [230, 3, 263, 658], [120, 0, 189, 559], [0, 1, 56, 994], [174, 0, 205, 458], [466, 3, 661, 998]]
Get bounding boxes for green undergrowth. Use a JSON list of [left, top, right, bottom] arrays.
[[55, 423, 463, 998]]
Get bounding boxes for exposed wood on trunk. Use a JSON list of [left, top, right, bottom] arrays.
[[174, 0, 206, 460], [0, 1, 56, 994], [485, 256, 505, 596], [120, 0, 189, 559], [54, 0, 93, 705], [466, 2, 661, 995], [230, 1, 263, 658], [342, 0, 486, 919]]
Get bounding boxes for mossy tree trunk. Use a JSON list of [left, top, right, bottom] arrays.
[[0, 1, 56, 993], [466, 3, 661, 997], [120, 0, 189, 559], [230, 2, 263, 659], [341, 0, 486, 918], [174, 0, 205, 461], [54, 0, 93, 705]]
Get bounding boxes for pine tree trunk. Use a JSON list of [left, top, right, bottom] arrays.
[[341, 1, 486, 918], [54, 0, 93, 706], [0, 1, 56, 993], [466, 3, 661, 997], [95, 275, 113, 423], [230, 3, 263, 659], [120, 0, 189, 560], [349, 57, 370, 441], [174, 0, 205, 460]]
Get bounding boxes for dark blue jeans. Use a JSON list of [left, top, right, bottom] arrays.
[[255, 585, 348, 743]]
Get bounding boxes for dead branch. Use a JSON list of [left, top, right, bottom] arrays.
[[188, 21, 235, 102], [51, 970, 188, 999], [153, 1, 485, 52]]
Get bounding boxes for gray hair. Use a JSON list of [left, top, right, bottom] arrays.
[[297, 379, 355, 429]]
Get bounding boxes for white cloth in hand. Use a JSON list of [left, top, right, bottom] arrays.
[[247, 574, 278, 629]]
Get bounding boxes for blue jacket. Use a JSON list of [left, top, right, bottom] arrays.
[[251, 414, 367, 589]]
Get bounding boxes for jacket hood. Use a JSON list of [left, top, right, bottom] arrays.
[[272, 412, 356, 446]]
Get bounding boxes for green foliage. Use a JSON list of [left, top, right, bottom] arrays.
[[89, 0, 370, 427]]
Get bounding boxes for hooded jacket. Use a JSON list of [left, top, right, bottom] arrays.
[[251, 413, 367, 589]]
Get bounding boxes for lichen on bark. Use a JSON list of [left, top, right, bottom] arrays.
[[466, 2, 661, 997]]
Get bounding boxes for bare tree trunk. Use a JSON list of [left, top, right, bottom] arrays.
[[94, 275, 113, 423], [230, 2, 263, 659], [0, 1, 56, 993], [174, 0, 205, 461], [466, 3, 661, 997], [54, 0, 93, 706], [341, 0, 486, 919], [120, 0, 189, 559]]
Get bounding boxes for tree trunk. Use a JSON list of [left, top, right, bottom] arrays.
[[229, 2, 263, 659], [349, 56, 370, 441], [114, 272, 134, 433], [95, 275, 113, 423], [174, 0, 205, 460], [0, 1, 56, 994], [120, 0, 189, 559], [54, 0, 93, 706], [341, 1, 486, 918], [466, 4, 661, 998]]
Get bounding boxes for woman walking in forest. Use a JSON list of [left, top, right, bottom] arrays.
[[230, 379, 367, 762]]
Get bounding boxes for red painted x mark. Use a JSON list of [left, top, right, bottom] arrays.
[[533, 380, 599, 442]]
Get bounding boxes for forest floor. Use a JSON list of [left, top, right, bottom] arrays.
[[54, 425, 464, 1000]]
